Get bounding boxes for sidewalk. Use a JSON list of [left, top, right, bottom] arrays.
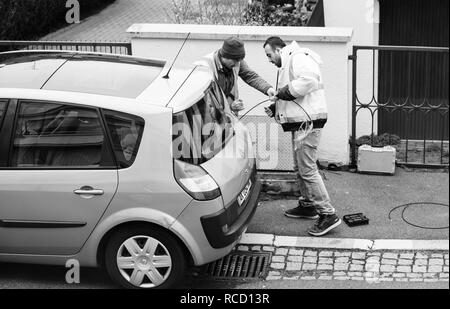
[[252, 168, 449, 240], [231, 168, 449, 283]]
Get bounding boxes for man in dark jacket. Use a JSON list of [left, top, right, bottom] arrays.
[[197, 37, 277, 115]]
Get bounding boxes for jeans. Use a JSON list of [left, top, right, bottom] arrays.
[[292, 129, 335, 215]]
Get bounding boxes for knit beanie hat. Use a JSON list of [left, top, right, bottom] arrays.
[[220, 37, 246, 60]]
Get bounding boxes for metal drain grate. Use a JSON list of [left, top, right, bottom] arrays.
[[203, 251, 272, 280]]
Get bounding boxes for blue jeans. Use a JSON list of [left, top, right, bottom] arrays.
[[292, 129, 335, 215]]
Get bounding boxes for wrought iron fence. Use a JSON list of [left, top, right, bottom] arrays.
[[0, 41, 132, 55], [350, 45, 449, 168]]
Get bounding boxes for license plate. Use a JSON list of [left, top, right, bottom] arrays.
[[237, 180, 252, 206]]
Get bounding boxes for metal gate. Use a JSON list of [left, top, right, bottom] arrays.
[[0, 41, 132, 55], [350, 45, 449, 168]]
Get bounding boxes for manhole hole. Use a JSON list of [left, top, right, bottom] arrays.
[[203, 251, 272, 280]]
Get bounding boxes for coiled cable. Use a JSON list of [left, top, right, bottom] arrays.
[[388, 202, 449, 230]]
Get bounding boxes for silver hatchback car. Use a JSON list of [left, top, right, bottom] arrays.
[[0, 51, 261, 289]]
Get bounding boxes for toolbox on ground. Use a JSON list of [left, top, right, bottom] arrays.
[[357, 145, 396, 175], [343, 213, 369, 227]]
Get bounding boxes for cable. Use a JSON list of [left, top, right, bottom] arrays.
[[238, 99, 270, 120], [239, 99, 311, 123], [238, 66, 313, 139], [289, 99, 313, 142], [388, 202, 449, 230], [239, 98, 313, 144]]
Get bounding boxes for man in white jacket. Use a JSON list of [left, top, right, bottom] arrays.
[[263, 36, 341, 237]]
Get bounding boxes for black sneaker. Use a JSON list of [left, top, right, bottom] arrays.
[[308, 214, 342, 236], [284, 206, 319, 219]]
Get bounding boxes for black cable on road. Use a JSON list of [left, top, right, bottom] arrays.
[[388, 202, 449, 230]]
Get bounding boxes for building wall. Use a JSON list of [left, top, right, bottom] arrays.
[[128, 24, 353, 167], [324, 0, 380, 139]]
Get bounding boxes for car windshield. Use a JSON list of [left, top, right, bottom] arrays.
[[172, 81, 234, 165]]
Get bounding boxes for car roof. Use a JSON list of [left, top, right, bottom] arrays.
[[0, 50, 213, 109]]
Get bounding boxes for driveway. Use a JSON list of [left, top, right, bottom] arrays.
[[42, 0, 173, 41]]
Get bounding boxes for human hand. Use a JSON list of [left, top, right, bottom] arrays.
[[264, 103, 276, 118], [268, 89, 279, 102], [267, 87, 277, 100], [231, 99, 245, 111], [264, 107, 273, 117]]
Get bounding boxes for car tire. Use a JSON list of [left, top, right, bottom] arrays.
[[104, 225, 186, 289]]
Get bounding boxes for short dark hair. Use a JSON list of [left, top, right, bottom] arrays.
[[263, 36, 286, 50]]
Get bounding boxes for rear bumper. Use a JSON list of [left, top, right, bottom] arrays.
[[200, 174, 261, 249]]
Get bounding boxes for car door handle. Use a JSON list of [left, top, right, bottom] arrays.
[[74, 187, 104, 196]]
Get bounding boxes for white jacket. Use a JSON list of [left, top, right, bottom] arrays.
[[275, 41, 328, 128]]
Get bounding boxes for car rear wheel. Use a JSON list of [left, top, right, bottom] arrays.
[[105, 226, 186, 289]]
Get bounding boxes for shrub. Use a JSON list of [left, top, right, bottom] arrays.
[[355, 133, 401, 147], [168, 0, 250, 25], [244, 1, 309, 26], [168, 0, 317, 26], [243, 0, 318, 26], [0, 0, 116, 40]]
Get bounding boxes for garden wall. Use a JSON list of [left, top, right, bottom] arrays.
[[128, 24, 353, 168], [324, 0, 380, 138]]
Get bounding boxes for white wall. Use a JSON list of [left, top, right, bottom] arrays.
[[324, 0, 380, 139], [128, 24, 353, 166]]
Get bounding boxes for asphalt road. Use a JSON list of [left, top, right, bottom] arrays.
[[0, 262, 447, 290]]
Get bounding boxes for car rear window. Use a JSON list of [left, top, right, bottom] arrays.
[[172, 81, 234, 165]]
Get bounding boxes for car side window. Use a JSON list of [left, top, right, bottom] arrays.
[[103, 110, 144, 168], [0, 99, 8, 129], [0, 99, 10, 167], [11, 101, 115, 168], [0, 99, 7, 129]]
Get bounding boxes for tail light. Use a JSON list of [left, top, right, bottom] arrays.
[[174, 159, 221, 201]]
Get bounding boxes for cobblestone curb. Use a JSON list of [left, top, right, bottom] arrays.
[[236, 234, 449, 283]]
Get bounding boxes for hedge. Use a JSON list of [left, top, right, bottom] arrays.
[[0, 0, 116, 40], [244, 0, 319, 26]]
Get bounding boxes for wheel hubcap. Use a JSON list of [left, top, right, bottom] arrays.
[[116, 235, 172, 288]]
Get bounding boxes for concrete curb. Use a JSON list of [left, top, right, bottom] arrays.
[[240, 233, 449, 251], [372, 239, 449, 251]]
